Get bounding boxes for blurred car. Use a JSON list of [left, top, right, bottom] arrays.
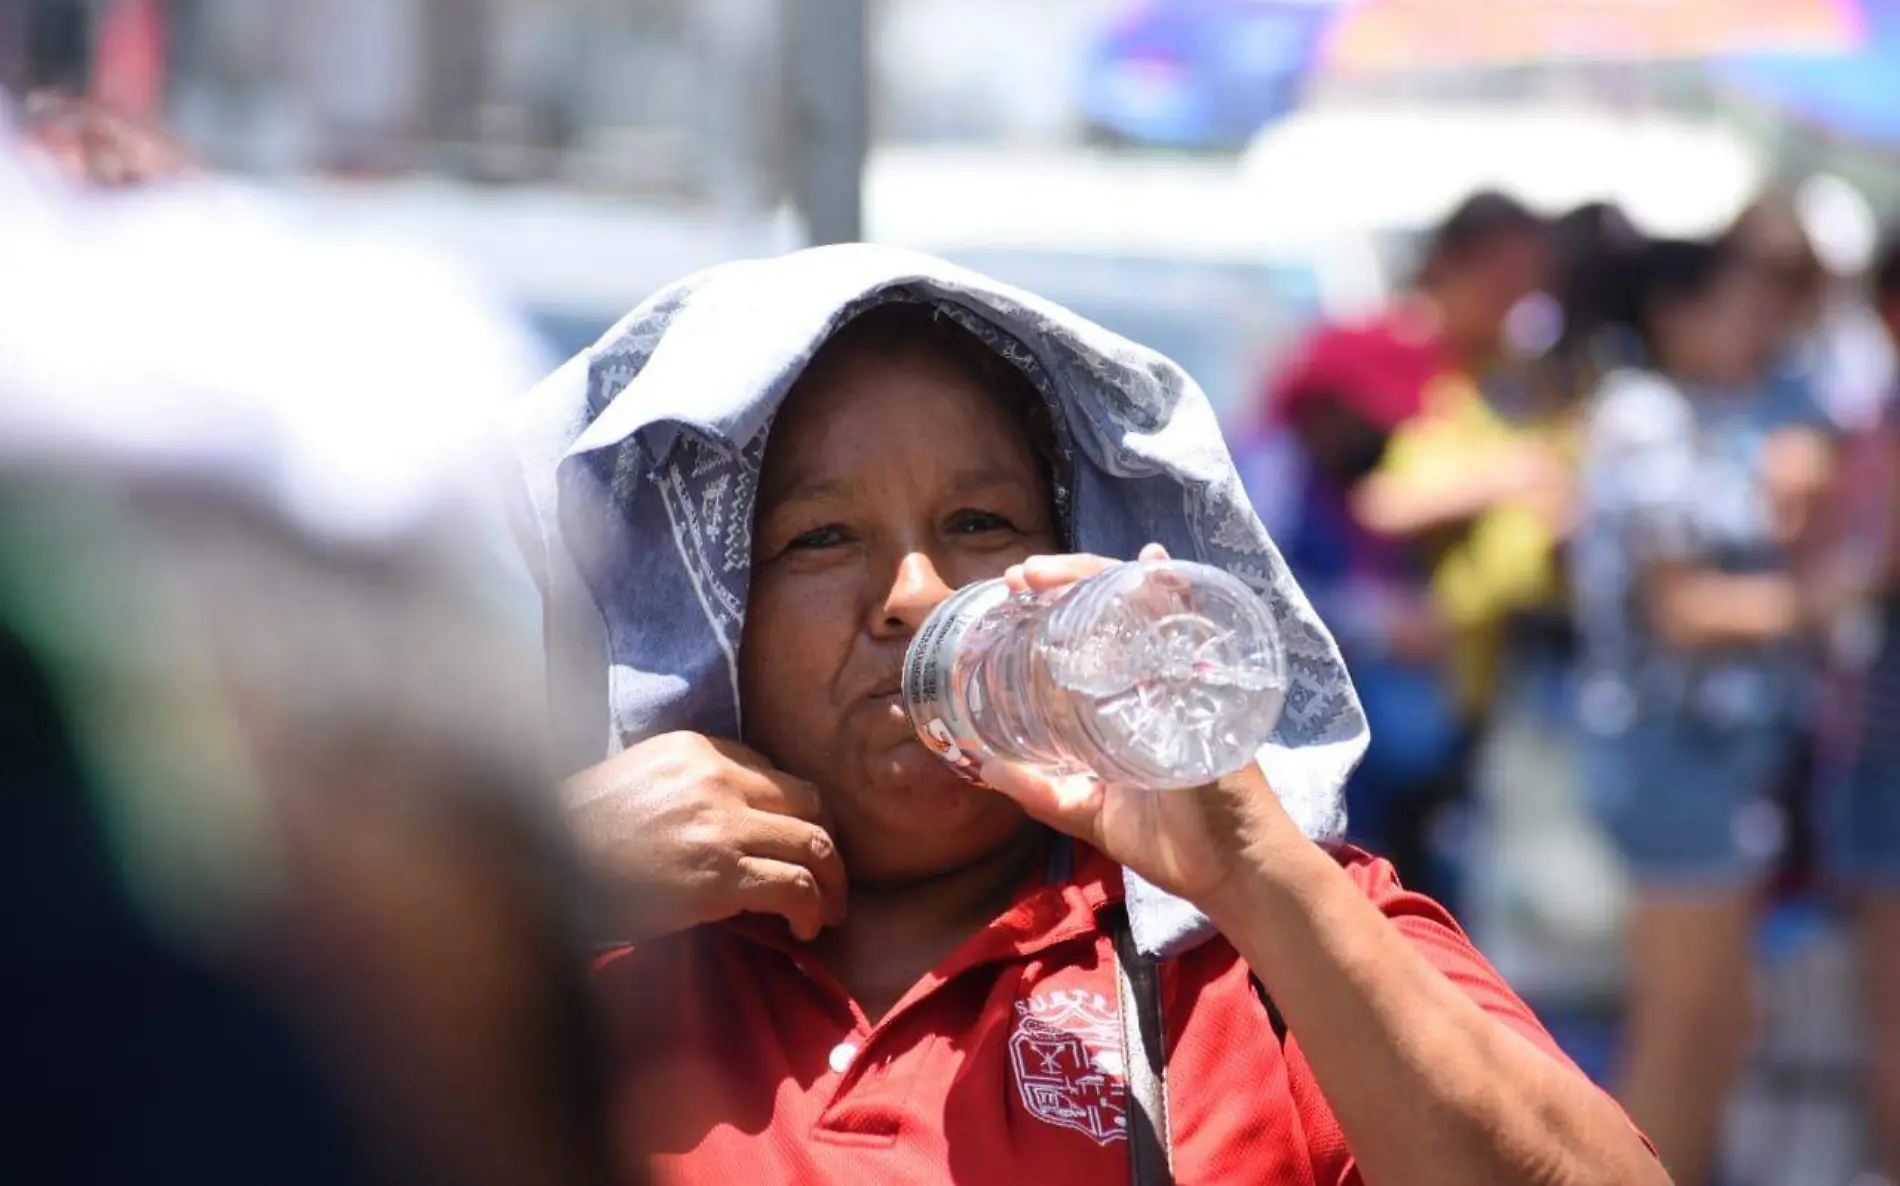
[[865, 144, 1383, 420], [275, 147, 1376, 420], [269, 178, 800, 364], [945, 248, 1315, 421]]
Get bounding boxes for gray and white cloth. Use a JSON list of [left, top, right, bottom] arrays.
[[506, 243, 1366, 957]]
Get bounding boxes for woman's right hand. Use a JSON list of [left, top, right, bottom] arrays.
[[561, 732, 847, 943]]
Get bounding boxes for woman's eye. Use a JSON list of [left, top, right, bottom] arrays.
[[948, 510, 1015, 536], [785, 525, 849, 552]]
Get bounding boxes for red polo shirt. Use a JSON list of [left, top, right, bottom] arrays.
[[598, 845, 1595, 1185]]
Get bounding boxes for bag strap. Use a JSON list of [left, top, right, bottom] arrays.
[[1111, 906, 1173, 1186]]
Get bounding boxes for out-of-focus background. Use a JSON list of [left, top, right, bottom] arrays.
[[9, 3, 1900, 1184], [19, 0, 1891, 383]]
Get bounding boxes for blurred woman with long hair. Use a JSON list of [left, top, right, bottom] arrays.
[[1573, 237, 1832, 1184]]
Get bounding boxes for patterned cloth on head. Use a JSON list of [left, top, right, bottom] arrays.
[[505, 243, 1366, 958]]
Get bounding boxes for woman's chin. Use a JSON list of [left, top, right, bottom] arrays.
[[847, 742, 1022, 837]]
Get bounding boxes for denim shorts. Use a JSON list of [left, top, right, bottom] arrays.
[[1582, 719, 1793, 887]]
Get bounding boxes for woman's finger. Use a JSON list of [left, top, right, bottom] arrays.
[[731, 856, 834, 942], [1008, 553, 1124, 595], [740, 812, 849, 927], [736, 762, 836, 830], [980, 760, 1106, 845]]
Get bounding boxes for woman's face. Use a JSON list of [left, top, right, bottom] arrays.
[[1659, 268, 1768, 390], [739, 344, 1059, 884]]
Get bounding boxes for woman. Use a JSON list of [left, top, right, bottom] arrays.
[[1244, 192, 1557, 900], [510, 245, 1660, 1185], [1573, 238, 1828, 1185], [1819, 232, 1900, 1183]]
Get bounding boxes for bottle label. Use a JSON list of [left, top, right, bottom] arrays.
[[901, 578, 1012, 783]]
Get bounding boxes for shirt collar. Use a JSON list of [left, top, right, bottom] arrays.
[[719, 839, 1125, 973]]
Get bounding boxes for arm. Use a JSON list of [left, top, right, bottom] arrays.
[[1195, 786, 1665, 1186], [1350, 453, 1546, 539], [1642, 561, 1806, 649], [986, 550, 1663, 1186], [1348, 394, 1565, 541]]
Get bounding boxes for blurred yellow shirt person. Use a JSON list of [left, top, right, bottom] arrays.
[[1365, 375, 1572, 717]]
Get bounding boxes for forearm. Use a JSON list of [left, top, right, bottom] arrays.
[[1200, 821, 1662, 1186], [1351, 470, 1502, 538], [1645, 567, 1804, 648]]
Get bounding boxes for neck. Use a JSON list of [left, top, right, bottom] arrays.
[[1411, 286, 1492, 372], [809, 826, 1051, 1021]]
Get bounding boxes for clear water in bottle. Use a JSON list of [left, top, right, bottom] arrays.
[[901, 559, 1287, 791]]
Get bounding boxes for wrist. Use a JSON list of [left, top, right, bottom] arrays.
[[1189, 776, 1332, 926]]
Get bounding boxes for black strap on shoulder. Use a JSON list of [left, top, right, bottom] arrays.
[[1251, 973, 1290, 1044], [1110, 906, 1173, 1186]]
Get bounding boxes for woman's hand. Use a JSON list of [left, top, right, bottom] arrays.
[[980, 545, 1299, 916], [562, 732, 847, 943]]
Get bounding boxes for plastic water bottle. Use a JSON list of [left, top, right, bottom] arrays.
[[901, 559, 1287, 791]]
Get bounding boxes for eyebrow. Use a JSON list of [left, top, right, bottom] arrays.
[[760, 464, 1038, 515]]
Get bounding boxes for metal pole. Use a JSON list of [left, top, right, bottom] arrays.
[[785, 0, 867, 246], [696, 0, 780, 220]]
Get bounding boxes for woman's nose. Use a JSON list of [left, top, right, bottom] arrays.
[[874, 552, 954, 638]]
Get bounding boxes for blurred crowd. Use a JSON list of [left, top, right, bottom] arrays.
[[1240, 182, 1900, 1185]]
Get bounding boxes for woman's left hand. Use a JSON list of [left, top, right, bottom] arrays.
[[980, 544, 1299, 916]]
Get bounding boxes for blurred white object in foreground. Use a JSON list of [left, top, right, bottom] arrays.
[[0, 145, 550, 551]]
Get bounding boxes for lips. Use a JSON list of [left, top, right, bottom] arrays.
[[863, 668, 906, 704]]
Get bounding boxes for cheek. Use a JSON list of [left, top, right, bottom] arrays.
[[738, 576, 859, 751], [938, 537, 1058, 591]]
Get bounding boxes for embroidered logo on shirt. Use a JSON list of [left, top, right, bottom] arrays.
[[1009, 990, 1127, 1145]]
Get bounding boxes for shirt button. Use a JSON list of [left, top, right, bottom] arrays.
[[828, 1042, 859, 1074]]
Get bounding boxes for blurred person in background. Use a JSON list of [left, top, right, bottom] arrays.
[[1248, 191, 1556, 901], [1815, 233, 1900, 1185], [0, 107, 616, 1186], [1573, 236, 1840, 1186], [1723, 193, 1855, 561], [510, 247, 1664, 1186], [1461, 202, 1653, 1008], [1542, 203, 1650, 404]]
